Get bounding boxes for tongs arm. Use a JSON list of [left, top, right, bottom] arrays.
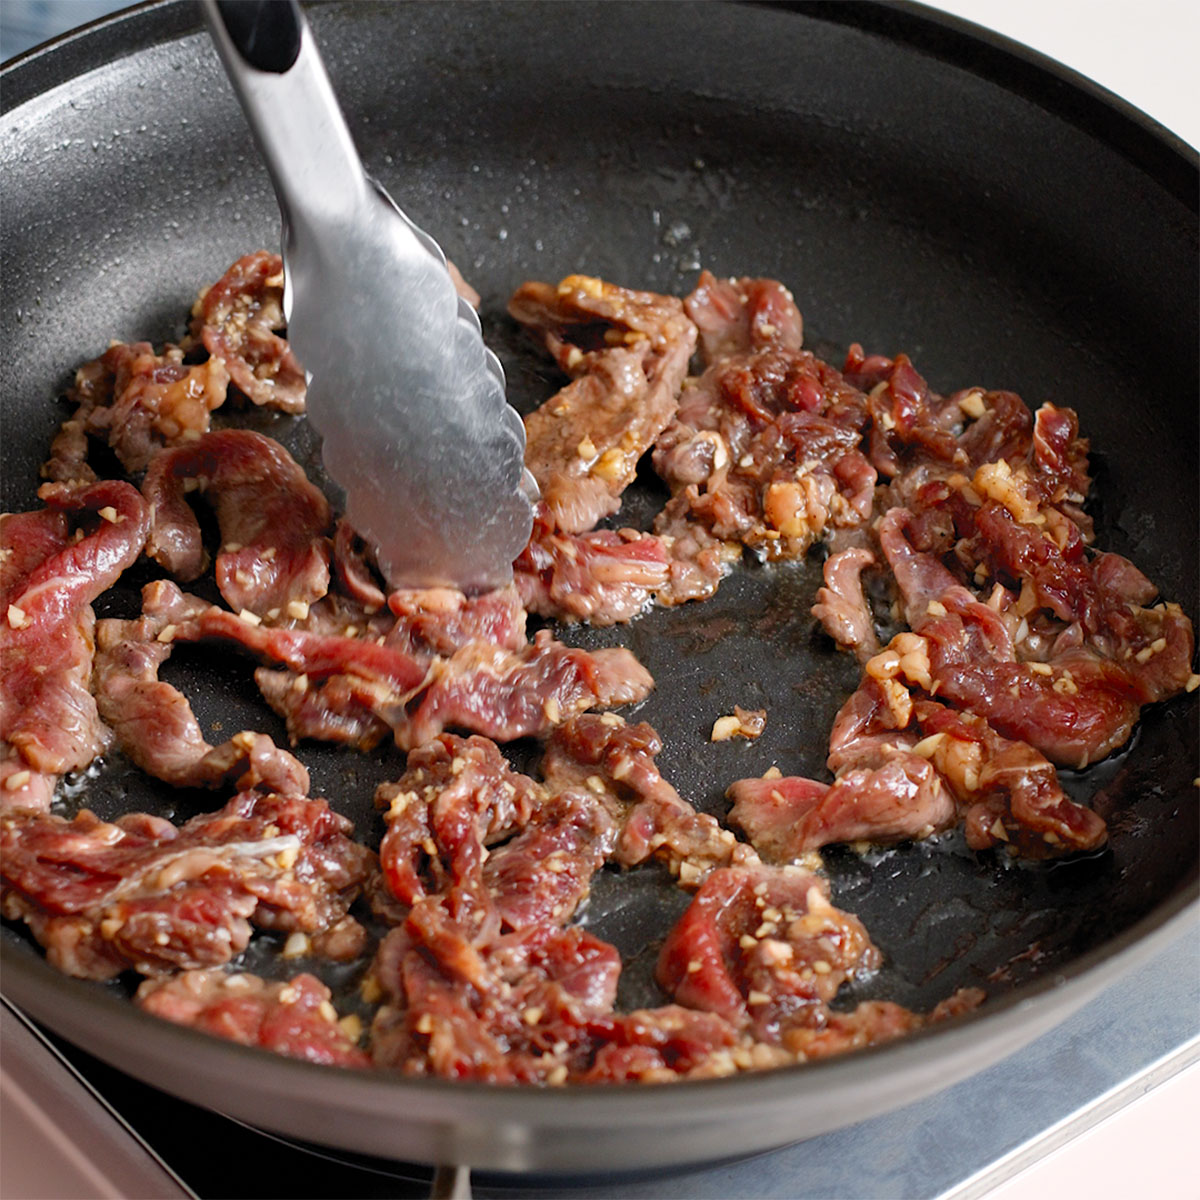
[[201, 0, 374, 233]]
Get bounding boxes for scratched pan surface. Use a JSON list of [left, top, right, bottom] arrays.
[[1, 0, 1197, 1173]]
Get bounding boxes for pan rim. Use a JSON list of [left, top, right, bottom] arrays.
[[3, 881, 1196, 1112], [3, 0, 1199, 190]]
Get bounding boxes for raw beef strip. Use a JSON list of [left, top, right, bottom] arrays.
[[1, 480, 150, 809], [137, 969, 369, 1067], [142, 429, 332, 617], [1, 790, 371, 980]]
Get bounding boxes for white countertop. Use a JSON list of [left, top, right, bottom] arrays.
[[923, 0, 1199, 150]]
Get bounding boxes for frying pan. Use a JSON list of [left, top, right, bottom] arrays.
[[2, 0, 1197, 1174]]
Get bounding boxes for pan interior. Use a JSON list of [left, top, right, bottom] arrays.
[[1, 0, 1197, 1117]]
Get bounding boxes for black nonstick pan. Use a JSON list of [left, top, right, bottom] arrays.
[[2, 0, 1197, 1173]]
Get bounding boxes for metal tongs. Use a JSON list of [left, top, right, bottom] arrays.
[[202, 0, 535, 592]]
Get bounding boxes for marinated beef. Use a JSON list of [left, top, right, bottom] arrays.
[[1, 481, 150, 810], [511, 274, 697, 533], [188, 250, 306, 412], [94, 589, 310, 795], [44, 341, 229, 481], [142, 429, 332, 617], [130, 580, 650, 753], [1, 790, 371, 979], [811, 546, 880, 660], [651, 274, 876, 595], [657, 864, 878, 1039], [137, 969, 369, 1067], [542, 714, 751, 881], [514, 506, 672, 626], [5, 255, 1194, 1089]]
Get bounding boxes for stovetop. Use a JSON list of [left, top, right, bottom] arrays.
[[5, 919, 1196, 1199]]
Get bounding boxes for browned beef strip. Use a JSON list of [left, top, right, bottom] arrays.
[[685, 272, 804, 361], [761, 651, 1107, 858], [400, 632, 653, 751], [653, 278, 874, 572], [781, 992, 984, 1061], [370, 903, 627, 1082], [144, 577, 649, 753], [511, 274, 697, 533], [727, 752, 955, 859], [483, 790, 616, 930], [908, 700, 1107, 856], [377, 734, 547, 908], [513, 504, 672, 625], [811, 546, 880, 660], [0, 790, 370, 979], [43, 342, 229, 482], [142, 429, 332, 617], [137, 969, 369, 1067], [377, 733, 613, 931], [878, 505, 1193, 767], [189, 251, 306, 411]]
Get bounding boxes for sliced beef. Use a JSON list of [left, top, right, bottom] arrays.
[[376, 734, 547, 908], [511, 274, 697, 533], [94, 588, 309, 795], [379, 734, 614, 928], [384, 584, 527, 658], [908, 700, 1107, 856], [330, 519, 388, 612], [685, 273, 804, 361], [0, 790, 371, 979], [188, 250, 306, 411], [514, 504, 671, 625], [656, 864, 878, 1044], [144, 583, 650, 751], [401, 632, 652, 750], [878, 505, 1194, 767], [653, 276, 874, 569], [541, 714, 751, 881], [369, 893, 624, 1082], [811, 546, 880, 659], [731, 662, 1106, 861], [727, 753, 955, 858], [781, 991, 983, 1061], [142, 429, 332, 617], [137, 969, 369, 1067], [1, 481, 150, 809], [43, 341, 229, 481]]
